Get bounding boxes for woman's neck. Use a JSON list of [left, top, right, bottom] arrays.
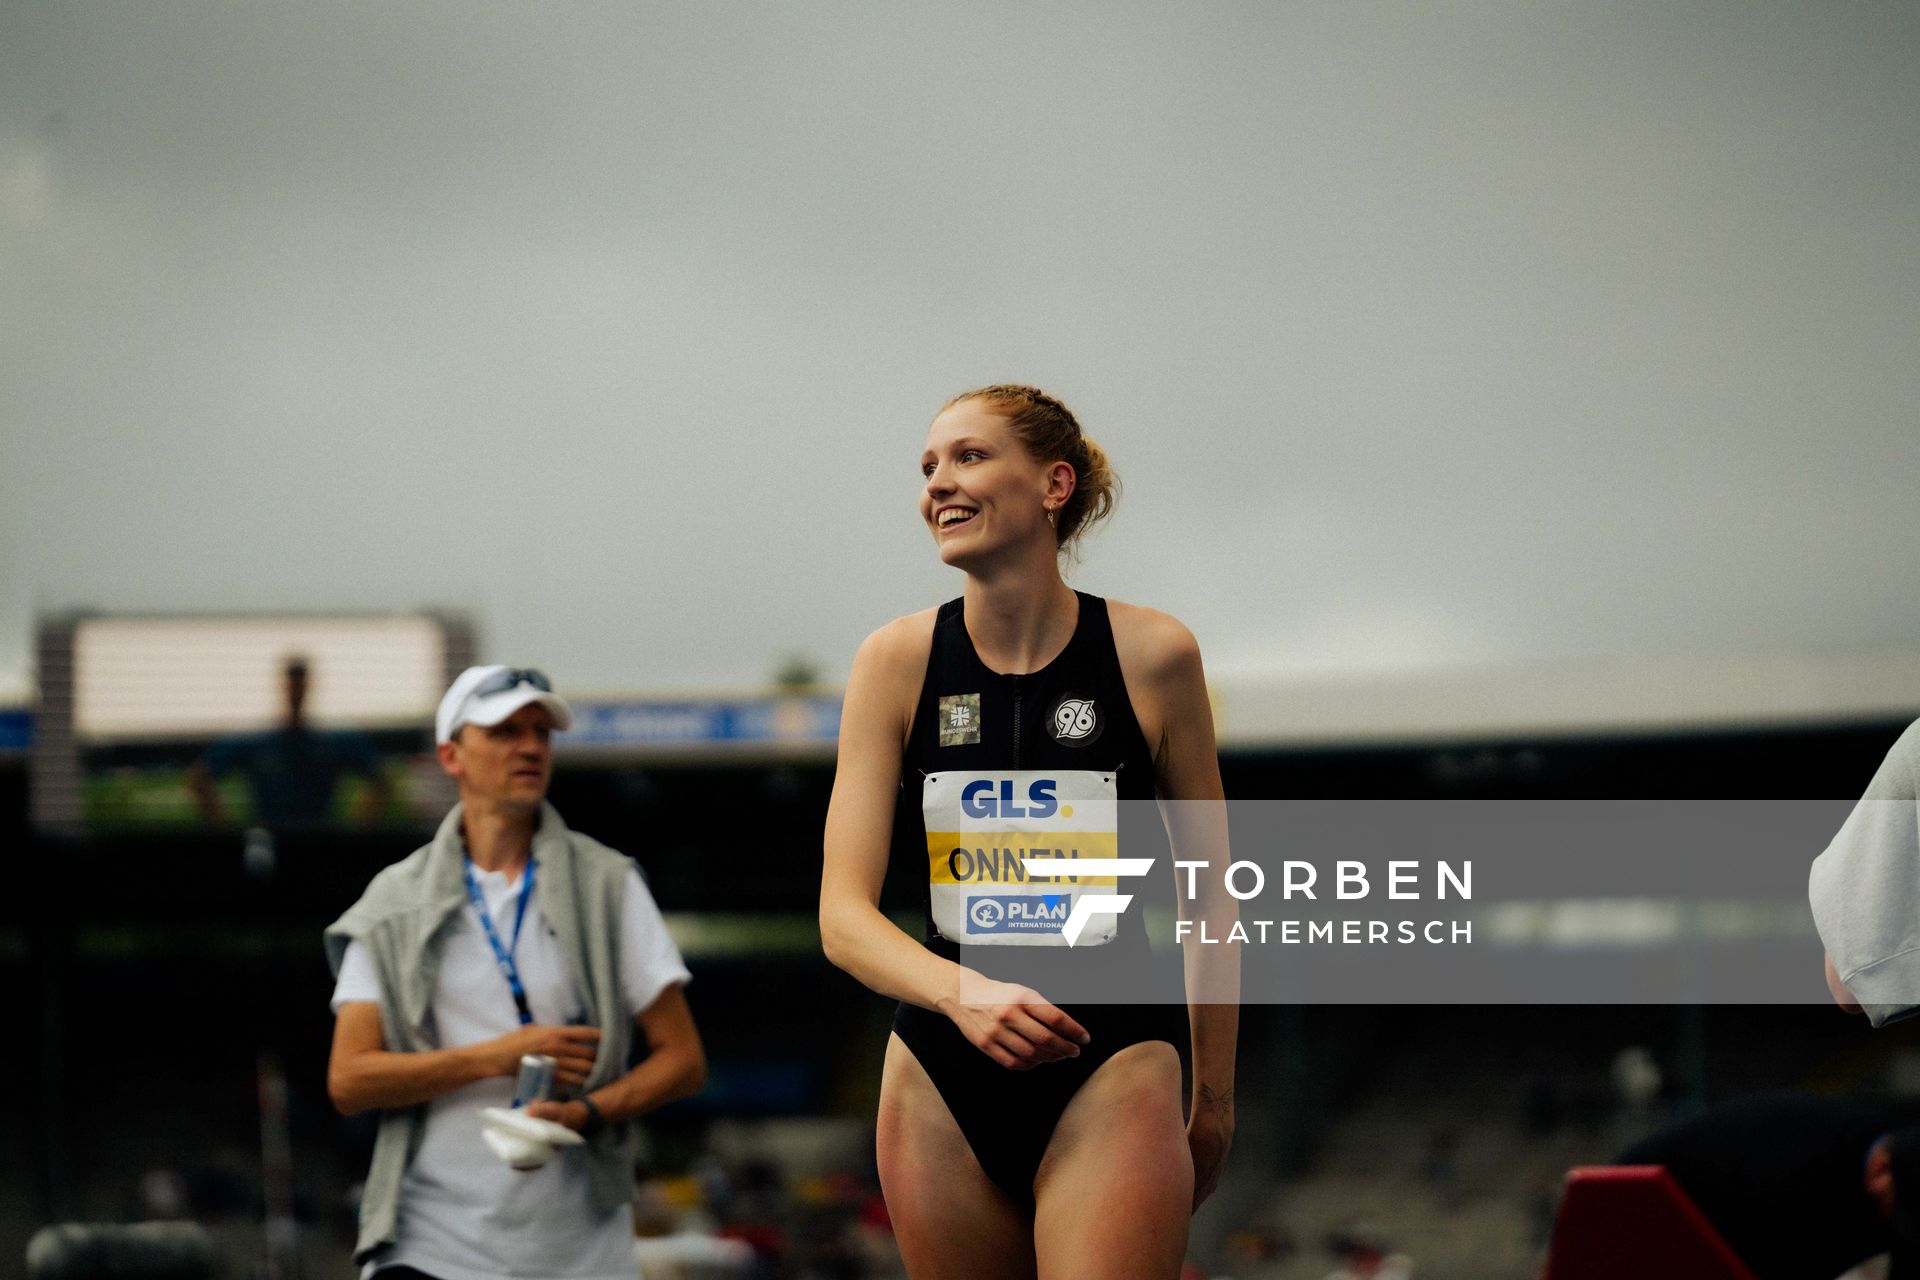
[[961, 563, 1080, 675]]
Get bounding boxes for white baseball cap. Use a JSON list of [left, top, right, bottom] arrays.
[[436, 666, 574, 744]]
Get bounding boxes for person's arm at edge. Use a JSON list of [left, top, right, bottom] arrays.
[[530, 983, 707, 1130], [1120, 603, 1238, 1210], [1811, 717, 1920, 1021], [1827, 952, 1863, 1014]]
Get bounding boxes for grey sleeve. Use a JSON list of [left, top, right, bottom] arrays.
[[1810, 718, 1920, 1027]]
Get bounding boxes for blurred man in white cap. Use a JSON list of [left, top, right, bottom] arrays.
[[323, 666, 706, 1280]]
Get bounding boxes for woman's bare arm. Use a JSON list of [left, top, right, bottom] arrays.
[[819, 613, 1088, 1069], [1114, 601, 1238, 1208]]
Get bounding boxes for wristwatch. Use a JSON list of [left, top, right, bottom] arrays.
[[577, 1095, 608, 1138]]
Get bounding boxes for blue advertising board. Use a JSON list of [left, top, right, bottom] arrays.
[[0, 708, 29, 754], [557, 694, 842, 748]]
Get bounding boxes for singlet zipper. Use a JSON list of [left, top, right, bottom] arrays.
[[1011, 674, 1023, 769]]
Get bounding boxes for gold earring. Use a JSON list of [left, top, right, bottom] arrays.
[[1044, 504, 1057, 528]]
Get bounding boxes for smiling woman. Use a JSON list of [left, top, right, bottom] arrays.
[[823, 385, 1237, 1279], [919, 385, 1120, 565]]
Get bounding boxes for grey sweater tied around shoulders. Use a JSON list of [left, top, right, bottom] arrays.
[[1810, 718, 1920, 1029], [324, 802, 638, 1266]]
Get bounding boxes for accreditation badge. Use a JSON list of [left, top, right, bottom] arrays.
[[922, 769, 1120, 947]]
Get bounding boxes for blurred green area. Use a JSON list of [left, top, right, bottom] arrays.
[[80, 763, 416, 828]]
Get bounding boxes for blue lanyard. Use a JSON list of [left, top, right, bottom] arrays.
[[463, 855, 538, 1026]]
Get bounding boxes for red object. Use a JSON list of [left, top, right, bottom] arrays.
[[858, 1191, 892, 1232], [1544, 1166, 1755, 1280], [716, 1223, 786, 1255]]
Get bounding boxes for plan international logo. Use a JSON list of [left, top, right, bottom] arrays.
[[967, 893, 1071, 933]]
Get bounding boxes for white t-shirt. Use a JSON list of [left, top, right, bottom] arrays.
[[332, 861, 690, 1280]]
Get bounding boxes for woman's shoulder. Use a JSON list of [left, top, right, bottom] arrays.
[[848, 606, 941, 691], [1104, 598, 1203, 683], [863, 605, 941, 656]]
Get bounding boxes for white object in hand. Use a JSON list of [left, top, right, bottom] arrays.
[[480, 1106, 585, 1171]]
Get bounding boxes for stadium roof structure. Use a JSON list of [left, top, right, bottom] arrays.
[[1210, 649, 1920, 748], [8, 649, 1920, 761]]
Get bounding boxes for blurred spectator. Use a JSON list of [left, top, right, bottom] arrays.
[[26, 1222, 217, 1280], [1224, 1216, 1297, 1267], [1608, 1044, 1663, 1147], [325, 666, 706, 1278], [1614, 1094, 1920, 1280], [188, 655, 390, 828], [1324, 1228, 1415, 1279], [137, 1167, 187, 1220], [1419, 1127, 1460, 1191]]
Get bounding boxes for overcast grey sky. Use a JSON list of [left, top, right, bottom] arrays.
[[3, 2, 1916, 702]]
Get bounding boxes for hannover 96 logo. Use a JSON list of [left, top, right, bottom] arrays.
[[1048, 695, 1102, 746]]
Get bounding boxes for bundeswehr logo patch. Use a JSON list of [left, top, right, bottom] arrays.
[[938, 693, 981, 747]]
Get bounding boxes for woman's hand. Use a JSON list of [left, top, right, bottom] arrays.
[[944, 978, 1090, 1070], [1187, 1083, 1235, 1209]]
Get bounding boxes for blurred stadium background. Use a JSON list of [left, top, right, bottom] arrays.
[[6, 3, 1920, 1276], [6, 616, 1920, 1277]]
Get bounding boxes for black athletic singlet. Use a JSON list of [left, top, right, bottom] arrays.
[[890, 592, 1188, 1205]]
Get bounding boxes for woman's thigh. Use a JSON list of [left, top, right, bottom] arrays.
[[876, 1031, 1037, 1280], [1030, 1040, 1192, 1280]]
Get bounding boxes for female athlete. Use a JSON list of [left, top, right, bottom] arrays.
[[820, 385, 1237, 1278]]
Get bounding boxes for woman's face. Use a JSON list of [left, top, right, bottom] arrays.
[[920, 399, 1055, 568]]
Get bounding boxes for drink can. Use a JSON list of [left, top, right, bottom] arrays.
[[512, 1054, 556, 1107]]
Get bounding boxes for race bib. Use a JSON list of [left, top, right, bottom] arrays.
[[923, 770, 1120, 948]]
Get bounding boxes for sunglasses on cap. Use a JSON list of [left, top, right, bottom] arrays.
[[470, 668, 554, 699]]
